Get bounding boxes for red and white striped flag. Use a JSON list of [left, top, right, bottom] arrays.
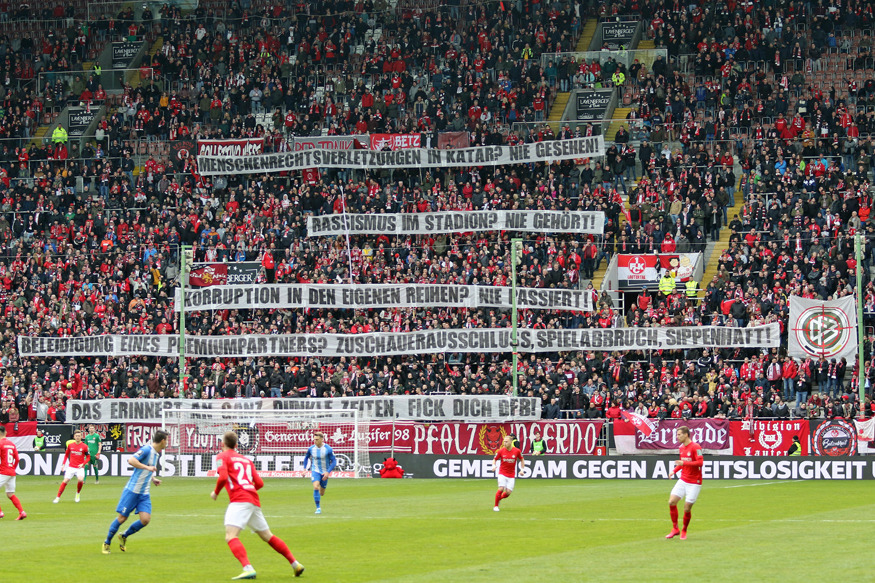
[[620, 410, 657, 437]]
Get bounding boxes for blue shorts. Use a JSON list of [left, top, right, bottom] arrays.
[[116, 489, 152, 517], [311, 472, 328, 489]]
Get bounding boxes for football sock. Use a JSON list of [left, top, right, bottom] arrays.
[[494, 490, 502, 507], [669, 505, 679, 529], [683, 511, 691, 531], [9, 496, 23, 513], [123, 520, 145, 537], [106, 519, 121, 544], [501, 491, 510, 499], [77, 482, 83, 493], [268, 535, 295, 563], [57, 483, 67, 497], [228, 537, 250, 567], [313, 490, 321, 508]]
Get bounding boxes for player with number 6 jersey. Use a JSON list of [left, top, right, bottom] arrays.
[[212, 431, 304, 580], [0, 424, 26, 519]]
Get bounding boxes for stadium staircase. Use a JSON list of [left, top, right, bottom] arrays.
[[697, 180, 743, 299], [604, 106, 632, 142], [544, 19, 598, 134]]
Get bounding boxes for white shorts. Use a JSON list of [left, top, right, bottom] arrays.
[[225, 502, 270, 533], [0, 474, 15, 493], [64, 466, 85, 482], [497, 475, 516, 491], [670, 479, 702, 504]]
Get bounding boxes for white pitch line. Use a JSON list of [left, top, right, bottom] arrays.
[[720, 480, 804, 488]]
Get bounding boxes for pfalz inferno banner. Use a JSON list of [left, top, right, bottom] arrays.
[[17, 322, 780, 358], [197, 136, 606, 176], [307, 210, 605, 236], [409, 420, 604, 455], [395, 454, 875, 480], [633, 419, 729, 451], [65, 395, 542, 423], [174, 283, 595, 312], [188, 262, 261, 287], [197, 138, 264, 157]]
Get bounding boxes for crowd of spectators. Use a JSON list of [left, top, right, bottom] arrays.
[[2, 0, 875, 427]]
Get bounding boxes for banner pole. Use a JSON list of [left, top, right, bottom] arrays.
[[857, 234, 865, 413], [179, 245, 191, 399], [511, 238, 523, 397]]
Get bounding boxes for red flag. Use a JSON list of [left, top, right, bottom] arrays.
[[620, 410, 657, 437]]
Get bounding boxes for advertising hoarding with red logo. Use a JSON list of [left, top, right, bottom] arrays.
[[617, 253, 699, 289]]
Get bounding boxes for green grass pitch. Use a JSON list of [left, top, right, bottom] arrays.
[[2, 476, 870, 582]]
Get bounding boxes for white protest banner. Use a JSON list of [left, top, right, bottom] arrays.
[[197, 135, 605, 176], [174, 283, 595, 312], [67, 396, 542, 423], [18, 323, 780, 358], [788, 295, 858, 360], [307, 210, 605, 236]]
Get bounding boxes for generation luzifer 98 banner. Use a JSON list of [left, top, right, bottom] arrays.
[[17, 323, 780, 358]]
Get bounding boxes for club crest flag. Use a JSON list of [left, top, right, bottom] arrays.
[[788, 295, 858, 360], [620, 410, 657, 437]]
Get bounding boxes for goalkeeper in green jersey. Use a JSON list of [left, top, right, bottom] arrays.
[[83, 425, 102, 484]]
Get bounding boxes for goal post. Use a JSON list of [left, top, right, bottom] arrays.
[[160, 408, 371, 478]]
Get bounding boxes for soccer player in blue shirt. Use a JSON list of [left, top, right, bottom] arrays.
[[302, 431, 336, 514], [102, 430, 168, 554]]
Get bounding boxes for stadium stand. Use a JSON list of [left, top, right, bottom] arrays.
[[1, 0, 875, 426]]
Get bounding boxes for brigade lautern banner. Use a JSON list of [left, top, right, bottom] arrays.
[[174, 283, 595, 312], [197, 136, 605, 176], [307, 210, 605, 236], [67, 396, 542, 423], [18, 322, 780, 358]]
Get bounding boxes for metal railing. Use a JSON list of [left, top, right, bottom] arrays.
[[540, 48, 669, 72]]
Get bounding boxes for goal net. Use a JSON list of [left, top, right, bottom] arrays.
[[160, 408, 371, 478]]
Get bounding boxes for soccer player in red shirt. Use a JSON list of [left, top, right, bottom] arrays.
[[0, 424, 26, 519], [666, 425, 703, 540], [55, 429, 90, 503], [492, 434, 524, 512], [211, 431, 304, 580]]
